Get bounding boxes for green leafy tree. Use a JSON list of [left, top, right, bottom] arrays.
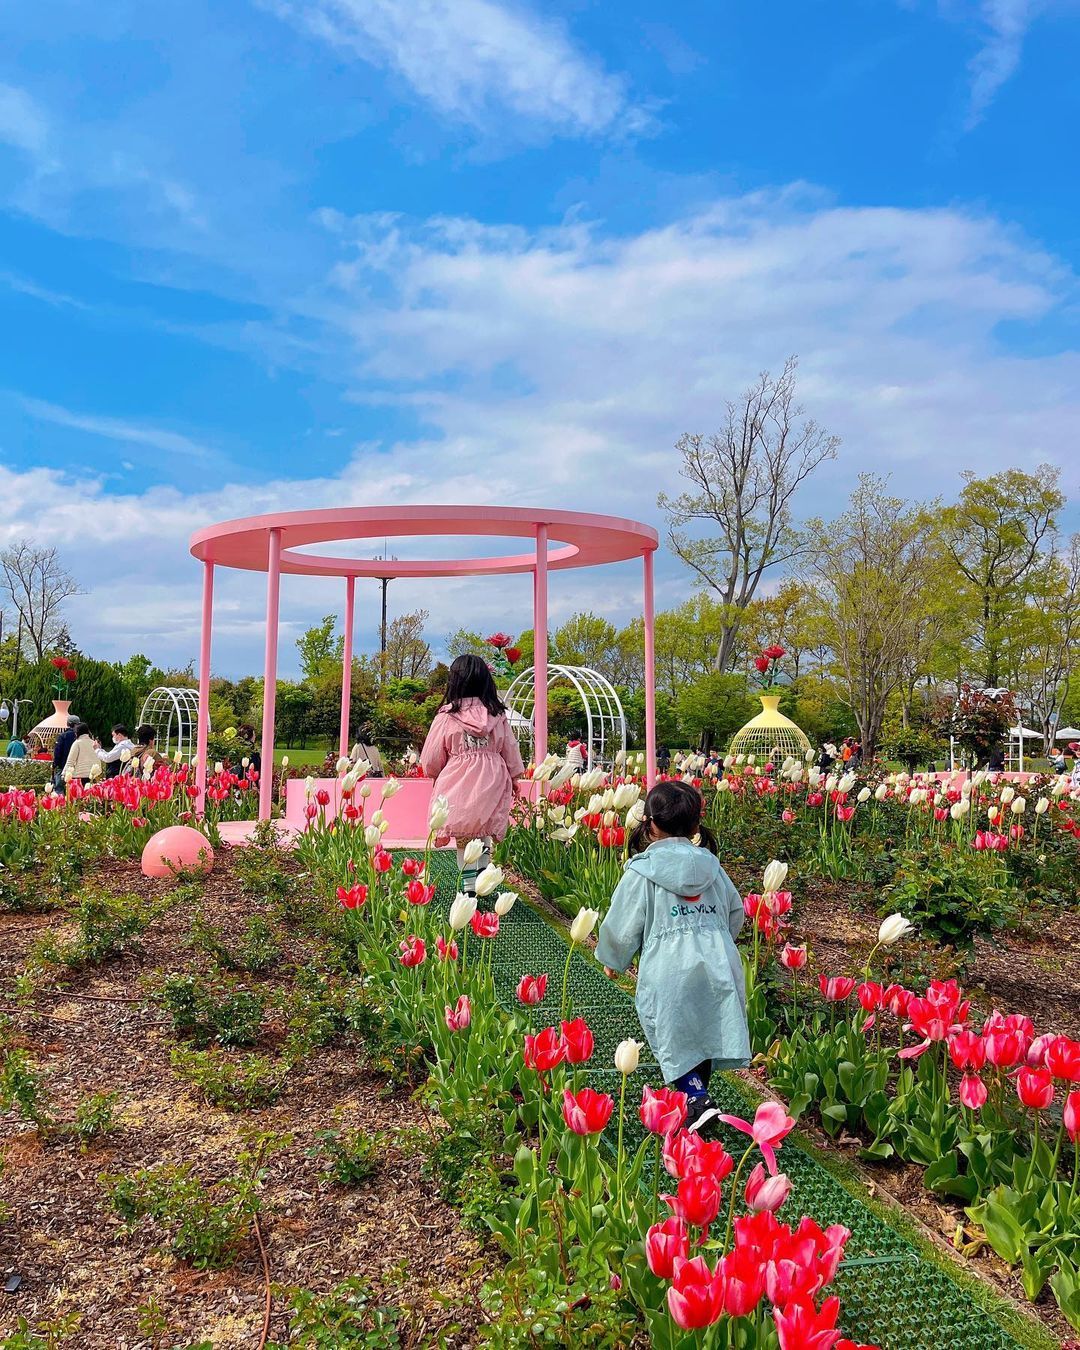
[[296, 616, 339, 683], [674, 672, 754, 752]]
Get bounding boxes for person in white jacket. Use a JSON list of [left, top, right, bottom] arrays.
[[64, 723, 100, 784]]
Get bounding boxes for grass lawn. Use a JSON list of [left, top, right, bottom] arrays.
[[270, 743, 327, 768]]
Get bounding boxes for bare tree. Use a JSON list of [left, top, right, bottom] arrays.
[[0, 541, 79, 661], [658, 356, 839, 672], [382, 610, 432, 681]]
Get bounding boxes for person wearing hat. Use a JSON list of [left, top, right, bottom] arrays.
[[52, 715, 79, 792]]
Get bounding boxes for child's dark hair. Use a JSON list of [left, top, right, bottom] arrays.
[[628, 780, 718, 856], [443, 654, 506, 717]]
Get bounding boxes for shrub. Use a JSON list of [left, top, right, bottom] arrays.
[[36, 888, 155, 967], [0, 1043, 52, 1133], [170, 1046, 286, 1111], [0, 760, 53, 789], [309, 1127, 385, 1187], [72, 1090, 121, 1144], [159, 972, 265, 1048], [190, 912, 281, 973], [0, 1313, 82, 1349], [267, 1278, 403, 1349], [883, 843, 1015, 947]]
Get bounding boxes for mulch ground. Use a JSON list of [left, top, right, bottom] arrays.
[[0, 855, 488, 1349]]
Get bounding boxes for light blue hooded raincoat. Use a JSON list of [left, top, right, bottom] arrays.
[[594, 838, 750, 1084]]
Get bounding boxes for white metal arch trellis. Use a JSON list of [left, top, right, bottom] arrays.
[[139, 687, 203, 761], [504, 664, 626, 772]]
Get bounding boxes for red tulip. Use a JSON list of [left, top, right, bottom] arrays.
[[959, 1074, 987, 1110], [984, 1029, 1024, 1069], [50, 656, 68, 669], [435, 935, 458, 961], [983, 1010, 1034, 1048], [1044, 1035, 1080, 1082], [373, 849, 393, 873], [780, 944, 807, 970], [562, 1086, 614, 1135], [774, 1296, 842, 1350], [315, 788, 331, 806], [667, 1255, 724, 1331], [781, 809, 795, 824], [764, 644, 786, 661], [718, 1245, 766, 1316], [406, 879, 436, 906], [515, 973, 548, 1006], [716, 1101, 795, 1175], [337, 883, 368, 909], [836, 805, 855, 822], [398, 936, 426, 967], [663, 1171, 723, 1229], [559, 1017, 594, 1065], [949, 1030, 986, 1073], [469, 910, 499, 938], [485, 632, 512, 649], [640, 1084, 688, 1136], [523, 1026, 565, 1074], [62, 667, 77, 681], [444, 995, 471, 1030], [504, 647, 522, 664], [744, 1162, 792, 1213], [818, 975, 856, 1002], [401, 858, 423, 876], [754, 655, 771, 674], [645, 1216, 689, 1279], [1064, 1090, 1079, 1142], [857, 981, 883, 1012], [1026, 1033, 1054, 1067], [1016, 1065, 1054, 1110]]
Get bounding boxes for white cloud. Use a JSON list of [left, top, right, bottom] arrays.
[[267, 0, 648, 138], [0, 81, 49, 156], [3, 190, 1078, 677], [963, 0, 1038, 128], [18, 398, 220, 465]]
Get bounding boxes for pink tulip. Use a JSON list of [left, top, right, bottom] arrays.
[[515, 973, 548, 1006], [719, 1246, 766, 1316], [1044, 1035, 1080, 1082], [1016, 1066, 1054, 1110], [645, 1216, 690, 1278], [444, 995, 471, 1031], [716, 1100, 796, 1174], [435, 935, 458, 961], [667, 1255, 724, 1331], [640, 1084, 688, 1136], [774, 1295, 842, 1350], [959, 1074, 987, 1110], [1065, 1090, 1080, 1143], [818, 975, 856, 1002], [780, 944, 807, 970], [398, 936, 426, 967], [744, 1162, 792, 1213]]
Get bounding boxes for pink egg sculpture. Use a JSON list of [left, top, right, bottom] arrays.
[[140, 825, 215, 878]]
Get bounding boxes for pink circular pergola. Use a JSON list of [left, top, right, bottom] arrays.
[[190, 506, 660, 819]]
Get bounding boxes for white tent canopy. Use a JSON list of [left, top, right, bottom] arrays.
[[1054, 726, 1080, 740], [1009, 725, 1043, 739]]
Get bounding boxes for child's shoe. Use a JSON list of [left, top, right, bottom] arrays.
[[685, 1094, 722, 1137]]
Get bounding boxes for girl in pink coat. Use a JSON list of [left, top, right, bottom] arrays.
[[420, 654, 525, 891]]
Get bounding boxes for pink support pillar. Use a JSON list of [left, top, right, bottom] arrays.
[[258, 528, 282, 821], [533, 523, 549, 768], [195, 560, 214, 814], [643, 548, 658, 788], [339, 575, 356, 759]]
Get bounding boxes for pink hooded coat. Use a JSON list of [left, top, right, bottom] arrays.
[[420, 698, 525, 841]]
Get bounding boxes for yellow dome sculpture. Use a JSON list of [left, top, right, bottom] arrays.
[[729, 694, 812, 762]]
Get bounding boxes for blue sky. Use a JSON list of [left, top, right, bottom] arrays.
[[1, 0, 1078, 675]]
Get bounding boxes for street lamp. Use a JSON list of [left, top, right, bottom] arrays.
[[0, 698, 33, 739], [372, 540, 398, 676]]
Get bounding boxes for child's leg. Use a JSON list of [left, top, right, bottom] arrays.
[[672, 1060, 719, 1134]]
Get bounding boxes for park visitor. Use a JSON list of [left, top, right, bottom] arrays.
[[235, 724, 261, 782], [594, 779, 750, 1134], [127, 724, 158, 775], [63, 722, 100, 785], [97, 724, 134, 778], [52, 714, 79, 791], [420, 653, 525, 894], [565, 731, 586, 772], [5, 736, 26, 759]]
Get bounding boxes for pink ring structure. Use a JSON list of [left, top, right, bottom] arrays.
[[189, 504, 660, 825], [190, 505, 656, 578]]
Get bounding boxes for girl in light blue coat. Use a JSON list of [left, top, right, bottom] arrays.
[[595, 780, 749, 1132]]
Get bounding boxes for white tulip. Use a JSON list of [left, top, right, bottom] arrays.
[[379, 818, 389, 834], [614, 1039, 643, 1075], [1035, 797, 1050, 815], [304, 775, 314, 797], [89, 762, 102, 781], [1010, 797, 1026, 815], [429, 795, 451, 832], [804, 747, 816, 763], [570, 907, 600, 943], [119, 748, 132, 763], [586, 793, 604, 815], [336, 756, 351, 775], [626, 800, 646, 829], [987, 806, 999, 823], [602, 810, 616, 827], [714, 779, 730, 793], [789, 764, 804, 783], [360, 782, 373, 798], [353, 758, 373, 780], [950, 800, 970, 819], [364, 825, 381, 849], [494, 891, 518, 916], [838, 772, 856, 793], [878, 913, 914, 945], [547, 804, 566, 824], [600, 788, 615, 810], [462, 839, 484, 866], [449, 893, 477, 931], [380, 777, 401, 799], [857, 787, 871, 803], [746, 754, 756, 766], [724, 754, 735, 768], [216, 762, 225, 776], [874, 783, 888, 801], [1000, 785, 1015, 804], [340, 771, 358, 793], [551, 824, 580, 841], [241, 756, 250, 769], [371, 809, 385, 827], [735, 754, 745, 766], [281, 755, 289, 768], [474, 864, 504, 898], [825, 774, 838, 792], [762, 860, 788, 894], [612, 783, 641, 811]]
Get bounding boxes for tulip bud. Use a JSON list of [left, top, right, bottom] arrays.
[[570, 907, 600, 943], [744, 1162, 792, 1213], [281, 755, 289, 768], [857, 786, 871, 803], [878, 913, 914, 946], [381, 777, 401, 799], [429, 795, 451, 832], [474, 864, 504, 897], [494, 891, 518, 916], [614, 1039, 642, 1075], [874, 783, 888, 801], [762, 860, 788, 894], [448, 893, 477, 931], [1000, 785, 1015, 804], [336, 756, 351, 775], [987, 806, 999, 823], [119, 748, 132, 762], [1010, 797, 1026, 815], [215, 761, 224, 775], [1035, 797, 1049, 815]]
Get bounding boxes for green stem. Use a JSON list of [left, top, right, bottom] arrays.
[[722, 1143, 756, 1256], [615, 1073, 627, 1215]]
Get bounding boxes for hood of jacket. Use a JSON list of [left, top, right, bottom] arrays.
[[446, 698, 497, 736], [627, 839, 721, 899]]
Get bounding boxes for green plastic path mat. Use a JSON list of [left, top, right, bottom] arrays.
[[411, 851, 1033, 1350]]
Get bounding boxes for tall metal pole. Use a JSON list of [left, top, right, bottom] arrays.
[[533, 523, 549, 767], [258, 529, 282, 821], [643, 548, 658, 788], [339, 575, 355, 759], [195, 560, 214, 814]]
